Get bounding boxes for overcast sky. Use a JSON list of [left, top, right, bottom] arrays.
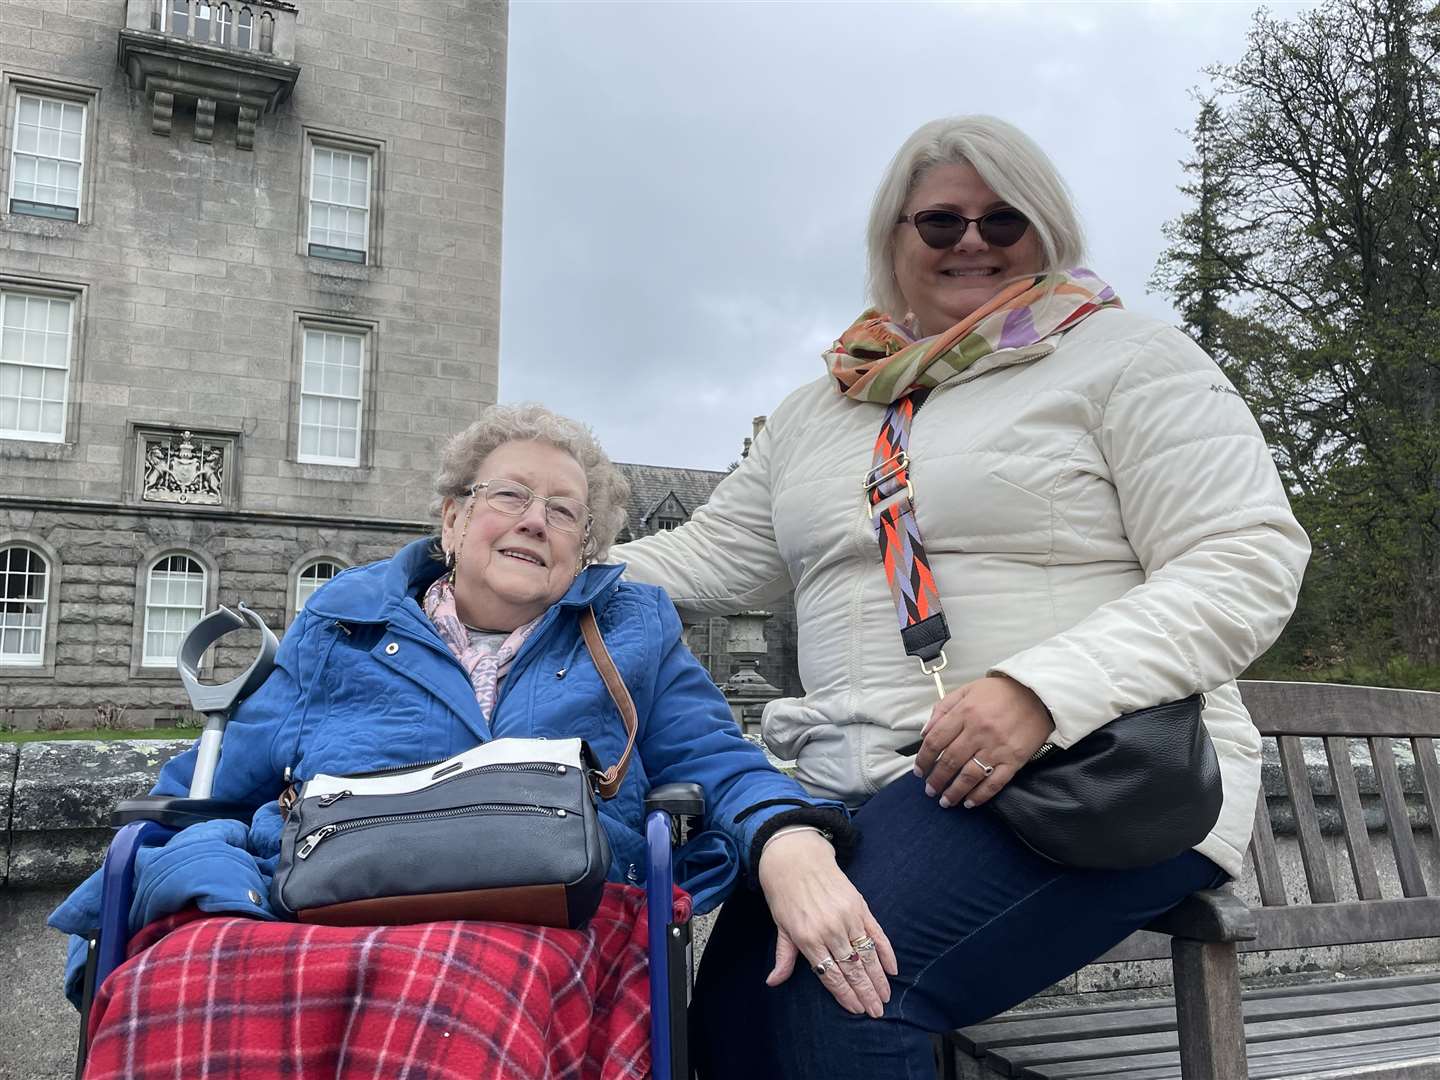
[[499, 0, 1313, 470]]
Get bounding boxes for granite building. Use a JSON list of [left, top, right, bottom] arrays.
[[0, 0, 507, 729], [616, 460, 801, 697]]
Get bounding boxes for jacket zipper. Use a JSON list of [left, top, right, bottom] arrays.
[[314, 761, 568, 807], [296, 802, 565, 859]]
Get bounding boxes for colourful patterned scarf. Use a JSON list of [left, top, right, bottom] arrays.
[[423, 575, 540, 722], [825, 268, 1121, 403]]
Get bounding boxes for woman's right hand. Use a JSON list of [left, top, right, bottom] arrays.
[[757, 829, 897, 1017]]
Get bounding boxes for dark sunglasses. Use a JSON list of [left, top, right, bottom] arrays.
[[897, 207, 1031, 249]]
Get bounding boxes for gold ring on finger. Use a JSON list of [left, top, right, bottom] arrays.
[[970, 755, 995, 777], [851, 935, 876, 952], [812, 957, 837, 977]]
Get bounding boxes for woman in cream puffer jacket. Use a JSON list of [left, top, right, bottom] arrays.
[[617, 116, 1309, 1080]]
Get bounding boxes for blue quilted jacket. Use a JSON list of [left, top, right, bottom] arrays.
[[50, 538, 846, 1005]]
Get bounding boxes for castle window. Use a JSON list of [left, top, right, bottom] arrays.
[[9, 94, 85, 222], [142, 554, 207, 667], [298, 327, 366, 466], [295, 558, 343, 617], [308, 144, 373, 263], [0, 544, 48, 665], [0, 289, 74, 443]]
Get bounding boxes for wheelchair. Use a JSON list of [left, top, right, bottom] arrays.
[[73, 603, 702, 1080]]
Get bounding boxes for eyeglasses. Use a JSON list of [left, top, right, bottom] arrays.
[[463, 479, 590, 533], [896, 207, 1031, 250]]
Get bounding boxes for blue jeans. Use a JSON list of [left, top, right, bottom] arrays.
[[691, 772, 1227, 1080]]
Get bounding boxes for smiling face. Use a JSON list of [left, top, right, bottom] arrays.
[[440, 439, 590, 631], [893, 161, 1045, 337]]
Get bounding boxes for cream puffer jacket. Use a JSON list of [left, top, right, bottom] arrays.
[[617, 308, 1310, 877]]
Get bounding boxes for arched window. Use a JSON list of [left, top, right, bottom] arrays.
[[142, 554, 206, 666], [217, 3, 232, 44], [169, 0, 189, 37], [236, 5, 252, 49], [193, 0, 213, 42], [0, 544, 48, 665], [295, 559, 343, 617], [258, 11, 274, 53]]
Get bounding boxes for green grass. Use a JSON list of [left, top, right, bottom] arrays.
[[0, 727, 198, 743]]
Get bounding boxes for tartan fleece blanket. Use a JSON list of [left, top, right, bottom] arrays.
[[83, 883, 690, 1080]]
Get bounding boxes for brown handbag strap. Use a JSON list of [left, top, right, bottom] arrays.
[[580, 606, 638, 800]]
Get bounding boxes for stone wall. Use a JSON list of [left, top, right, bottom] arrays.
[[1, 502, 428, 730]]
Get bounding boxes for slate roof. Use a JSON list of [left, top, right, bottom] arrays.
[[615, 462, 730, 541]]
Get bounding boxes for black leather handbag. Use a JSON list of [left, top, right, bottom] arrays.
[[270, 607, 637, 929], [988, 694, 1223, 869]]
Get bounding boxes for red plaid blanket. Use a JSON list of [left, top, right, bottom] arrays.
[[84, 884, 691, 1080]]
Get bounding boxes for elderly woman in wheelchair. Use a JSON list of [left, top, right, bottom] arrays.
[[51, 403, 895, 1080]]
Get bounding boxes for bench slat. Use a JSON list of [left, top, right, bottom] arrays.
[[1240, 681, 1440, 737], [1060, 1036, 1440, 1080], [1278, 735, 1338, 902], [1249, 777, 1289, 907], [1020, 1019, 1440, 1079], [1247, 1038, 1440, 1080], [1368, 736, 1429, 897], [1247, 896, 1440, 949], [954, 971, 1440, 1037], [1097, 897, 1440, 960], [987, 1002, 1440, 1069], [1279, 1060, 1440, 1080], [1413, 736, 1440, 854], [1325, 735, 1383, 899], [959, 980, 1439, 1050]]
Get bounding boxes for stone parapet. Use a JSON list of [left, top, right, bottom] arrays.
[[3, 740, 190, 888]]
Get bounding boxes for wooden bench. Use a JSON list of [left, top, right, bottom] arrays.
[[943, 680, 1440, 1080]]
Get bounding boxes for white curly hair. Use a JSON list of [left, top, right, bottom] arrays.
[[432, 403, 631, 563]]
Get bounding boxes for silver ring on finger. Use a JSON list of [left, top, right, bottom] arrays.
[[812, 956, 837, 978], [851, 936, 877, 954], [970, 755, 995, 777], [838, 951, 861, 964]]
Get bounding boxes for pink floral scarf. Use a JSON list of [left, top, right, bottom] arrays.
[[423, 575, 540, 722]]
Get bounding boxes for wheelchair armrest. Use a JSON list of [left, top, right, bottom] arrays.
[[1143, 888, 1256, 943], [111, 795, 255, 830], [645, 783, 705, 821]]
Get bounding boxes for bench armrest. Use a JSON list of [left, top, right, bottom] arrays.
[[1144, 888, 1257, 943]]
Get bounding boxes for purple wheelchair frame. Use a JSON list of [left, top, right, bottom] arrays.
[[74, 603, 699, 1080]]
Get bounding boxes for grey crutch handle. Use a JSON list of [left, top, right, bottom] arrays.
[[178, 602, 279, 799]]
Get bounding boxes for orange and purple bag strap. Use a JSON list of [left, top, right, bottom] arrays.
[[863, 390, 951, 699]]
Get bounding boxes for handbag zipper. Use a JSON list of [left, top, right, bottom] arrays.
[[296, 802, 566, 859], [313, 761, 569, 808]]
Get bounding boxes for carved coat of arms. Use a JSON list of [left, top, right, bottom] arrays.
[[142, 431, 224, 505]]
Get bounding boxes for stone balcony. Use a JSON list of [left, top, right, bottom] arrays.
[[115, 0, 300, 150]]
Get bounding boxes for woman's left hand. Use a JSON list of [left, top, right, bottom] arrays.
[[913, 675, 1055, 809], [757, 831, 898, 1018]]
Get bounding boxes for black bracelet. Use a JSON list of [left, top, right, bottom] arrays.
[[748, 806, 857, 879]]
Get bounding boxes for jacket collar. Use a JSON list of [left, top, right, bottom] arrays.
[[302, 537, 626, 627]]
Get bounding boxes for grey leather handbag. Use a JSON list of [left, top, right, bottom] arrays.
[[270, 607, 638, 929]]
